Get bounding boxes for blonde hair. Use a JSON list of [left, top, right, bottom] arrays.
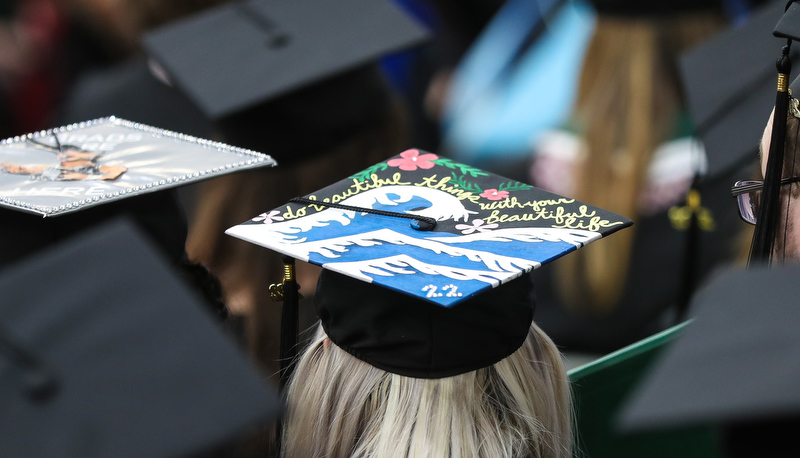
[[282, 323, 571, 458], [555, 13, 725, 312]]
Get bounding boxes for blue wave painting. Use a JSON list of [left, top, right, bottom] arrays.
[[227, 183, 604, 306]]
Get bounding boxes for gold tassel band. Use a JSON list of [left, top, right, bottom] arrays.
[[778, 73, 789, 93], [283, 263, 295, 281]]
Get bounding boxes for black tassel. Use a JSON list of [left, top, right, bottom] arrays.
[[751, 43, 793, 264], [278, 256, 299, 392]]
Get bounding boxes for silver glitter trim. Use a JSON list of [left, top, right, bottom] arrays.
[[0, 116, 277, 217]]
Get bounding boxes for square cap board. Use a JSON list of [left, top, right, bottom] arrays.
[[142, 0, 430, 118], [0, 117, 275, 217], [0, 220, 281, 458], [226, 149, 632, 306]]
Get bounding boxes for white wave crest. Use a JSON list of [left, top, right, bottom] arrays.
[[323, 254, 527, 287], [225, 226, 598, 273]]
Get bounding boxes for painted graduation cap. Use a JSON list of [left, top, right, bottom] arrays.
[[0, 219, 281, 458], [227, 149, 632, 307], [619, 265, 800, 436], [142, 0, 429, 119], [226, 150, 632, 378], [679, 0, 796, 181], [0, 117, 274, 217]]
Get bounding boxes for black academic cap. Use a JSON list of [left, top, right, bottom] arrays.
[[679, 0, 792, 180], [0, 117, 275, 266], [619, 264, 800, 431], [315, 269, 535, 378], [142, 0, 429, 119], [226, 150, 632, 377], [0, 219, 281, 458]]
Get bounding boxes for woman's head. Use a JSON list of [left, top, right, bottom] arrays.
[[283, 323, 571, 458], [282, 271, 571, 458]]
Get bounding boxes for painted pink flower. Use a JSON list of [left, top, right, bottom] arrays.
[[387, 149, 438, 171], [480, 189, 509, 201]]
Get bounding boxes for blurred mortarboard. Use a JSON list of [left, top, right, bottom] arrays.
[[226, 149, 632, 378], [0, 117, 274, 265], [679, 0, 793, 180], [619, 265, 800, 432], [0, 219, 281, 458], [141, 0, 429, 120]]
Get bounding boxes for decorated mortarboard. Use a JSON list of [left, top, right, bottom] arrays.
[[227, 149, 632, 307], [619, 265, 800, 434], [0, 116, 274, 217], [0, 219, 281, 458], [227, 150, 631, 380], [141, 0, 429, 120]]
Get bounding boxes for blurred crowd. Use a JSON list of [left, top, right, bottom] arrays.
[[0, 0, 765, 374], [0, 0, 781, 456]]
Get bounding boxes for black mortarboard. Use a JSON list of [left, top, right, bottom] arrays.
[[679, 0, 791, 180], [681, 1, 800, 262], [0, 117, 274, 266], [141, 0, 429, 120], [0, 219, 281, 458], [226, 150, 632, 379], [619, 265, 800, 431]]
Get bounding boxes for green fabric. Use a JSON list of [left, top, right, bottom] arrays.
[[568, 322, 721, 457]]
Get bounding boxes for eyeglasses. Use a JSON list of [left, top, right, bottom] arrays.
[[731, 177, 800, 224]]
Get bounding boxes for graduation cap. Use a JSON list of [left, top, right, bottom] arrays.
[[618, 265, 800, 455], [0, 219, 281, 458], [674, 1, 798, 314], [0, 117, 274, 216], [141, 0, 429, 120], [679, 0, 792, 182], [0, 117, 275, 266], [226, 149, 632, 380]]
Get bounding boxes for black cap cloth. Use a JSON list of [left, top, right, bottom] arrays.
[[0, 219, 281, 458], [142, 0, 429, 119], [226, 150, 632, 377], [619, 264, 800, 431]]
